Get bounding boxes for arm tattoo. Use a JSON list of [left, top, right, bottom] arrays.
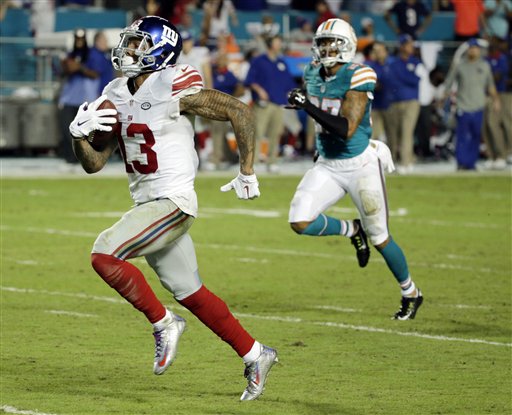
[[342, 90, 368, 138], [72, 138, 117, 174], [181, 89, 256, 174]]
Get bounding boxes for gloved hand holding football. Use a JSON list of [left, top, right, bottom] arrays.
[[69, 94, 119, 140]]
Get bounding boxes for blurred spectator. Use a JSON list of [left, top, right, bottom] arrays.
[[177, 30, 213, 166], [483, 36, 510, 168], [208, 52, 246, 169], [325, 0, 343, 13], [384, 0, 432, 39], [369, 0, 396, 14], [483, 0, 512, 40], [443, 38, 500, 170], [176, 12, 199, 39], [57, 28, 101, 164], [432, 0, 454, 11], [0, 1, 12, 21], [246, 14, 281, 54], [178, 31, 213, 88], [365, 42, 393, 142], [244, 34, 296, 173], [201, 0, 238, 48], [451, 0, 486, 41], [315, 0, 336, 27], [0, 0, 55, 35], [232, 0, 267, 10], [266, 0, 291, 11], [357, 17, 376, 51], [387, 34, 421, 173], [414, 60, 437, 160], [338, 12, 352, 26], [342, 0, 372, 12], [289, 17, 314, 44], [144, 0, 197, 26], [89, 31, 115, 95]]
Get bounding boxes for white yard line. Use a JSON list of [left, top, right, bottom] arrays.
[[394, 217, 501, 229], [235, 312, 512, 348], [1, 405, 57, 415], [0, 225, 97, 238], [2, 285, 510, 348], [45, 310, 98, 318], [314, 305, 362, 313], [234, 257, 269, 264], [0, 225, 499, 274], [1, 286, 126, 305], [439, 304, 492, 310], [14, 260, 40, 266], [71, 207, 500, 231]]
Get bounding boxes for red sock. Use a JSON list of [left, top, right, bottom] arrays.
[[91, 253, 166, 324], [179, 285, 255, 357]]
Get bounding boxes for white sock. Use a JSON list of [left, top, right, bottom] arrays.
[[152, 309, 173, 332], [242, 341, 262, 364], [341, 220, 355, 237], [401, 281, 417, 297]]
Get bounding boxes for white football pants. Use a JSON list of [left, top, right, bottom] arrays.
[[289, 141, 395, 246], [92, 198, 202, 300]]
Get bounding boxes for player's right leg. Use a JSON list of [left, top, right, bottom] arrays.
[[146, 233, 278, 400], [90, 199, 193, 374], [288, 164, 370, 266]]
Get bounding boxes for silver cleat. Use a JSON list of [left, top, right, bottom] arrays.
[[240, 345, 278, 401], [153, 314, 186, 375]]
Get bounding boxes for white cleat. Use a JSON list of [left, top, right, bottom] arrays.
[[153, 314, 186, 375], [240, 345, 278, 401]]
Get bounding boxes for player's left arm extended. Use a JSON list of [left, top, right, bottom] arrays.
[[180, 89, 256, 175], [288, 88, 367, 139]]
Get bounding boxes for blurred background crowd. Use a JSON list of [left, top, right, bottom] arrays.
[[0, 0, 511, 173]]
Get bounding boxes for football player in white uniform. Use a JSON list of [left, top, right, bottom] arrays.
[[287, 19, 423, 320], [68, 16, 277, 401]]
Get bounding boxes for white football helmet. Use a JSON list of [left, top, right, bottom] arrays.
[[312, 18, 357, 67]]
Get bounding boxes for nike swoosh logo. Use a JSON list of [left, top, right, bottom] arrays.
[[158, 346, 169, 367], [181, 66, 188, 72], [77, 120, 87, 126]]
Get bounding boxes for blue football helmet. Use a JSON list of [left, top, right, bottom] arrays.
[[112, 16, 182, 78]]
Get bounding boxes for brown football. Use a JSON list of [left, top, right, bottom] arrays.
[[89, 99, 120, 150]]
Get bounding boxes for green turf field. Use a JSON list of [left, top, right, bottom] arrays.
[[1, 174, 511, 415]]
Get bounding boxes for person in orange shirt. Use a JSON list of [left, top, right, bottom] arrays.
[[451, 0, 487, 41]]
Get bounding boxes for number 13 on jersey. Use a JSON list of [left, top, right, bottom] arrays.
[[117, 123, 159, 174]]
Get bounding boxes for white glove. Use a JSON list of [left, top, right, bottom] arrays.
[[69, 94, 118, 139], [220, 172, 260, 200]]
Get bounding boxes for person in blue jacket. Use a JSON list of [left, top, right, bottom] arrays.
[[244, 34, 297, 172], [386, 34, 421, 173]]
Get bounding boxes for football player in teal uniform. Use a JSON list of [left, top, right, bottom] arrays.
[[287, 18, 423, 320]]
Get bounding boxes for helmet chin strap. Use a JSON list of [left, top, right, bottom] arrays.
[[120, 55, 142, 78], [321, 56, 343, 68]]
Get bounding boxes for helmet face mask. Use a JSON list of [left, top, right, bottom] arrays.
[[312, 19, 357, 68], [112, 16, 182, 78]]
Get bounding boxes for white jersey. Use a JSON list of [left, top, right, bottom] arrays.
[[102, 64, 203, 216]]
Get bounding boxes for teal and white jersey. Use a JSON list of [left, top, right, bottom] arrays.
[[304, 62, 376, 159]]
